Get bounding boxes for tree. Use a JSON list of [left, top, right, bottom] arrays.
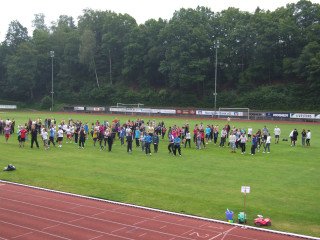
[[6, 42, 37, 100], [79, 29, 100, 88], [4, 20, 29, 49]]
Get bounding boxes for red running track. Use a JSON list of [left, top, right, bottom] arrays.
[[0, 181, 317, 240]]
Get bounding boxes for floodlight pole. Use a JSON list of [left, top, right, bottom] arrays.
[[214, 40, 219, 112], [50, 51, 54, 111]]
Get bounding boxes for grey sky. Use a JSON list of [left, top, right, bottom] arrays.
[[1, 0, 319, 41]]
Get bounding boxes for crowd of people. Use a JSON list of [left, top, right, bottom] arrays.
[[0, 117, 313, 156]]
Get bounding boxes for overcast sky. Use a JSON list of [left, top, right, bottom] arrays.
[[1, 0, 320, 42]]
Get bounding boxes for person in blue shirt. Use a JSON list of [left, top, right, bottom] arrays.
[[144, 134, 152, 155], [251, 135, 258, 155], [205, 125, 211, 143], [119, 126, 126, 146], [49, 125, 56, 147], [173, 136, 182, 156], [135, 127, 141, 147]]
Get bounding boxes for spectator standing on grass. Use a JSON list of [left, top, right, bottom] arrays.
[[119, 126, 125, 146], [219, 128, 227, 147], [247, 127, 253, 141], [49, 125, 56, 147], [153, 133, 159, 153], [41, 128, 49, 150], [161, 126, 166, 139], [205, 125, 211, 143], [57, 127, 64, 148], [173, 135, 182, 156], [274, 126, 281, 144], [106, 127, 114, 152], [92, 128, 98, 147], [301, 129, 307, 147], [144, 134, 152, 155], [306, 130, 311, 146], [4, 124, 11, 143], [256, 129, 262, 152], [140, 131, 145, 152], [290, 128, 298, 146], [79, 127, 86, 149], [240, 133, 247, 154], [262, 125, 269, 143], [19, 126, 28, 148], [196, 130, 202, 149], [30, 125, 39, 149], [251, 135, 258, 155], [126, 126, 133, 153], [135, 127, 140, 147], [229, 132, 236, 153], [184, 130, 191, 148], [168, 131, 174, 154], [263, 133, 271, 153], [213, 125, 219, 145]]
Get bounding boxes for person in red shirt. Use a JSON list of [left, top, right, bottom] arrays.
[[19, 126, 28, 147]]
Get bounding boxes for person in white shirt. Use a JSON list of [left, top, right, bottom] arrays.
[[247, 127, 253, 140], [126, 126, 133, 153], [57, 127, 64, 148], [229, 133, 236, 153], [65, 126, 72, 143], [41, 128, 49, 150], [306, 130, 311, 146], [274, 126, 281, 144], [239, 134, 247, 154], [184, 130, 191, 148], [264, 133, 271, 153]]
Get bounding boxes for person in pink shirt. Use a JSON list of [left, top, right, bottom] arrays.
[[4, 125, 11, 143]]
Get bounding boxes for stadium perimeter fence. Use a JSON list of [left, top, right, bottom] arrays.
[[62, 105, 320, 123]]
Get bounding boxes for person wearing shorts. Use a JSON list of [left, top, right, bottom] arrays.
[[19, 126, 28, 147], [274, 126, 281, 144]]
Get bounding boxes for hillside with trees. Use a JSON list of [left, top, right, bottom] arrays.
[[0, 0, 319, 110]]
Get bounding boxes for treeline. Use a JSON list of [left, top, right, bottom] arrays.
[[0, 0, 319, 110]]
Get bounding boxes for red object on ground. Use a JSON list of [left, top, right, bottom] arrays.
[[254, 215, 272, 226]]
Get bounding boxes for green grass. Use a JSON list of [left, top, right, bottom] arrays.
[[0, 111, 319, 237]]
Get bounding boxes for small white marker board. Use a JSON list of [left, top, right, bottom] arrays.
[[241, 186, 250, 194]]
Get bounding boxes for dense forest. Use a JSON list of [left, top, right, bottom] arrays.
[[0, 0, 319, 110]]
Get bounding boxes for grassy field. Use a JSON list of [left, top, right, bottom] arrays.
[[0, 111, 319, 237]]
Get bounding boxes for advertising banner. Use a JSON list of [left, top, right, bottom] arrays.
[[86, 107, 105, 112], [196, 110, 243, 116], [176, 109, 196, 115], [290, 113, 315, 119], [109, 107, 176, 114], [74, 106, 85, 111], [266, 112, 290, 118], [0, 105, 17, 109]]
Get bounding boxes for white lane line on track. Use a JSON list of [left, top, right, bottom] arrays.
[[0, 196, 268, 240], [1, 188, 218, 234], [0, 206, 196, 240], [89, 234, 105, 240], [2, 181, 317, 240], [0, 220, 70, 240], [208, 226, 241, 240], [11, 231, 34, 239]]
